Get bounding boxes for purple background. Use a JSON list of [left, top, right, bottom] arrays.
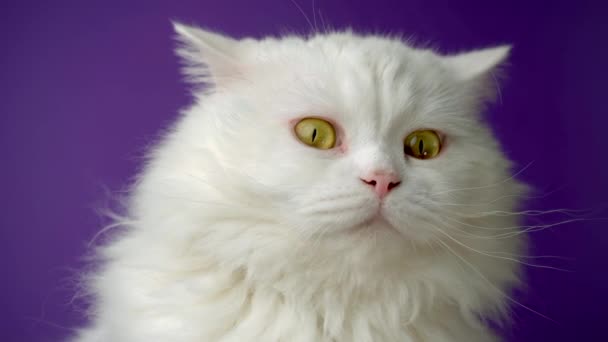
[[2, 0, 607, 341]]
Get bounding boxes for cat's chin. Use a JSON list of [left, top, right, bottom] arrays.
[[350, 213, 401, 235]]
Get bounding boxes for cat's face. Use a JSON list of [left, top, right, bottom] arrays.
[[166, 24, 521, 247]]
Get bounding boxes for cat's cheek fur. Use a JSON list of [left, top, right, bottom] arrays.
[[73, 25, 524, 342]]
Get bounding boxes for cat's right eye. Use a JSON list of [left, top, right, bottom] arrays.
[[294, 118, 336, 149]]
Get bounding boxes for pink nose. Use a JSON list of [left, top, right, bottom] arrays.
[[360, 172, 401, 199]]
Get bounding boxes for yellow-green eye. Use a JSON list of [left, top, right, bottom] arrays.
[[404, 130, 442, 159], [294, 118, 336, 149]]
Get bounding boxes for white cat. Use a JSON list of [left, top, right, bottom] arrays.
[[73, 23, 528, 342]]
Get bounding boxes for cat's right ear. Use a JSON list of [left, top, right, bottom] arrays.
[[172, 22, 242, 87]]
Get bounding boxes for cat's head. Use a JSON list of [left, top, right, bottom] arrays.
[[136, 24, 525, 263]]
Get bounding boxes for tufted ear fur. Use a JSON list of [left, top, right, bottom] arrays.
[[444, 45, 511, 102], [172, 22, 243, 87]]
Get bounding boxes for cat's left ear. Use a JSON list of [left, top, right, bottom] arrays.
[[443, 45, 511, 101], [172, 22, 243, 87]]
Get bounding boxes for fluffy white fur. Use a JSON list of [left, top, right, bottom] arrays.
[[73, 23, 527, 342]]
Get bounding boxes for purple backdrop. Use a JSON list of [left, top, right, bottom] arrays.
[[2, 0, 607, 341]]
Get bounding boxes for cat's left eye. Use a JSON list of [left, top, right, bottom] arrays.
[[404, 130, 442, 159], [294, 118, 336, 149]]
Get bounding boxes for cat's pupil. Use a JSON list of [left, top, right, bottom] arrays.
[[418, 139, 424, 155], [312, 128, 317, 142]]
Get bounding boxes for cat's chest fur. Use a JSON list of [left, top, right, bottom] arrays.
[[81, 230, 503, 342]]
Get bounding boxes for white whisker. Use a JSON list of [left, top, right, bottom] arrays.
[[446, 215, 608, 239], [311, 0, 317, 31], [452, 208, 598, 219], [442, 215, 518, 231], [429, 223, 570, 272], [429, 161, 533, 196], [434, 239, 558, 322], [490, 251, 572, 261], [289, 0, 314, 32]]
